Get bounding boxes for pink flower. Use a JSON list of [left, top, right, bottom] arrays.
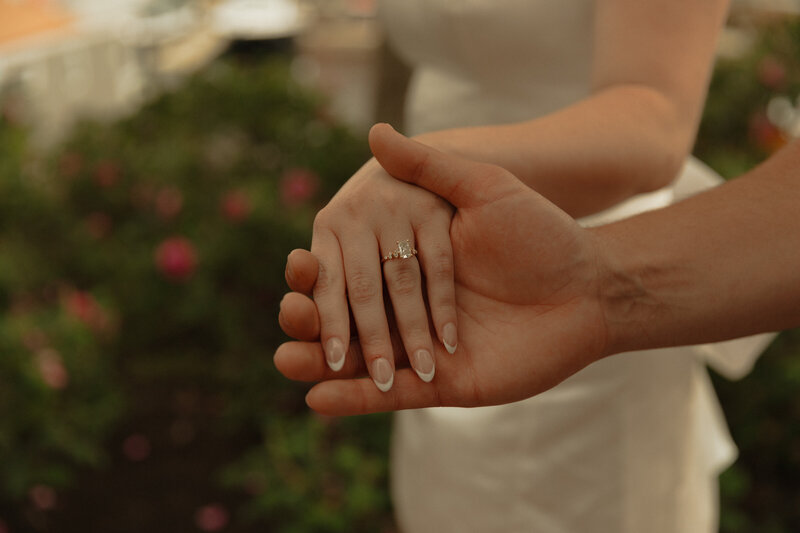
[[94, 160, 121, 188], [220, 190, 252, 222], [195, 504, 229, 532], [62, 289, 113, 334], [64, 289, 97, 321], [155, 186, 184, 219], [757, 56, 786, 90], [280, 168, 319, 207], [29, 485, 57, 511], [35, 349, 69, 390], [155, 237, 198, 282], [122, 434, 151, 462]]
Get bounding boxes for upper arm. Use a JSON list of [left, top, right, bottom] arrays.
[[592, 0, 731, 150]]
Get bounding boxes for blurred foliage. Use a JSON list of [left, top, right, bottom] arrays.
[[0, 56, 395, 530], [696, 16, 800, 176], [221, 414, 392, 532], [0, 103, 123, 503], [695, 16, 800, 533]]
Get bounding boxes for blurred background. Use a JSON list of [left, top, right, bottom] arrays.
[[0, 0, 798, 531]]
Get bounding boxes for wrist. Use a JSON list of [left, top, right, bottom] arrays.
[[588, 222, 668, 357]]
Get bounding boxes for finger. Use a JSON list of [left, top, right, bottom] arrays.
[[278, 291, 320, 341], [273, 335, 411, 383], [305, 369, 445, 416], [381, 236, 437, 383], [277, 291, 412, 383], [311, 230, 350, 372], [285, 249, 319, 296], [274, 340, 366, 382], [339, 230, 396, 392], [414, 217, 458, 354], [368, 123, 515, 208]]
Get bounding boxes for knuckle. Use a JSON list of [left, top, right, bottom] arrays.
[[427, 249, 454, 282], [312, 210, 330, 232], [418, 192, 451, 214], [387, 262, 419, 297], [369, 189, 400, 219], [358, 329, 388, 354], [314, 261, 332, 294], [317, 311, 341, 334], [403, 320, 431, 340], [335, 186, 380, 220], [476, 164, 507, 185], [347, 271, 379, 306], [341, 198, 362, 219], [410, 151, 431, 185]]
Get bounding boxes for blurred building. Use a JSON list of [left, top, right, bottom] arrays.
[[0, 0, 238, 145], [0, 0, 383, 146], [5, 0, 794, 147]]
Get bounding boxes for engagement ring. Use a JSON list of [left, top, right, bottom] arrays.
[[382, 239, 418, 264]]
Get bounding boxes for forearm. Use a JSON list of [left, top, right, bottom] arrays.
[[409, 0, 728, 219], [414, 84, 696, 218], [595, 140, 800, 355]]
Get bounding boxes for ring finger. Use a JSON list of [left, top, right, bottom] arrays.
[[381, 232, 436, 383]]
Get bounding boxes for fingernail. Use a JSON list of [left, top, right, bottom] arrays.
[[411, 349, 435, 382], [442, 323, 457, 354], [371, 358, 394, 392], [324, 338, 345, 372]]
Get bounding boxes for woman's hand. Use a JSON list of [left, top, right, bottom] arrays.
[[275, 125, 611, 415], [309, 151, 458, 393]]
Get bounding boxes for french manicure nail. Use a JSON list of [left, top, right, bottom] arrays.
[[442, 323, 457, 354], [412, 349, 435, 382], [371, 358, 394, 392], [324, 338, 345, 372]]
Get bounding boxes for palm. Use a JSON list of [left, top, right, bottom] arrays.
[[422, 186, 607, 407]]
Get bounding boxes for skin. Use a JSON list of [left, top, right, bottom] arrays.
[[307, 0, 732, 392], [277, 126, 800, 417]]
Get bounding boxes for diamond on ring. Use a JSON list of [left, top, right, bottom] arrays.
[[382, 239, 418, 264]]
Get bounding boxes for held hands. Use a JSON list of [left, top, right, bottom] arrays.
[[307, 139, 457, 391], [276, 124, 611, 415]]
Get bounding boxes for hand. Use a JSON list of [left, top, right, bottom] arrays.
[[276, 124, 610, 416], [309, 145, 458, 392]]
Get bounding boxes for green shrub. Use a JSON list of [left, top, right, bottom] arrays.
[[0, 56, 394, 529]]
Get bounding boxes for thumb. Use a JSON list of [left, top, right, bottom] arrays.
[[368, 123, 509, 208]]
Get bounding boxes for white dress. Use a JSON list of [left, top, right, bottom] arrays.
[[377, 1, 775, 532]]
